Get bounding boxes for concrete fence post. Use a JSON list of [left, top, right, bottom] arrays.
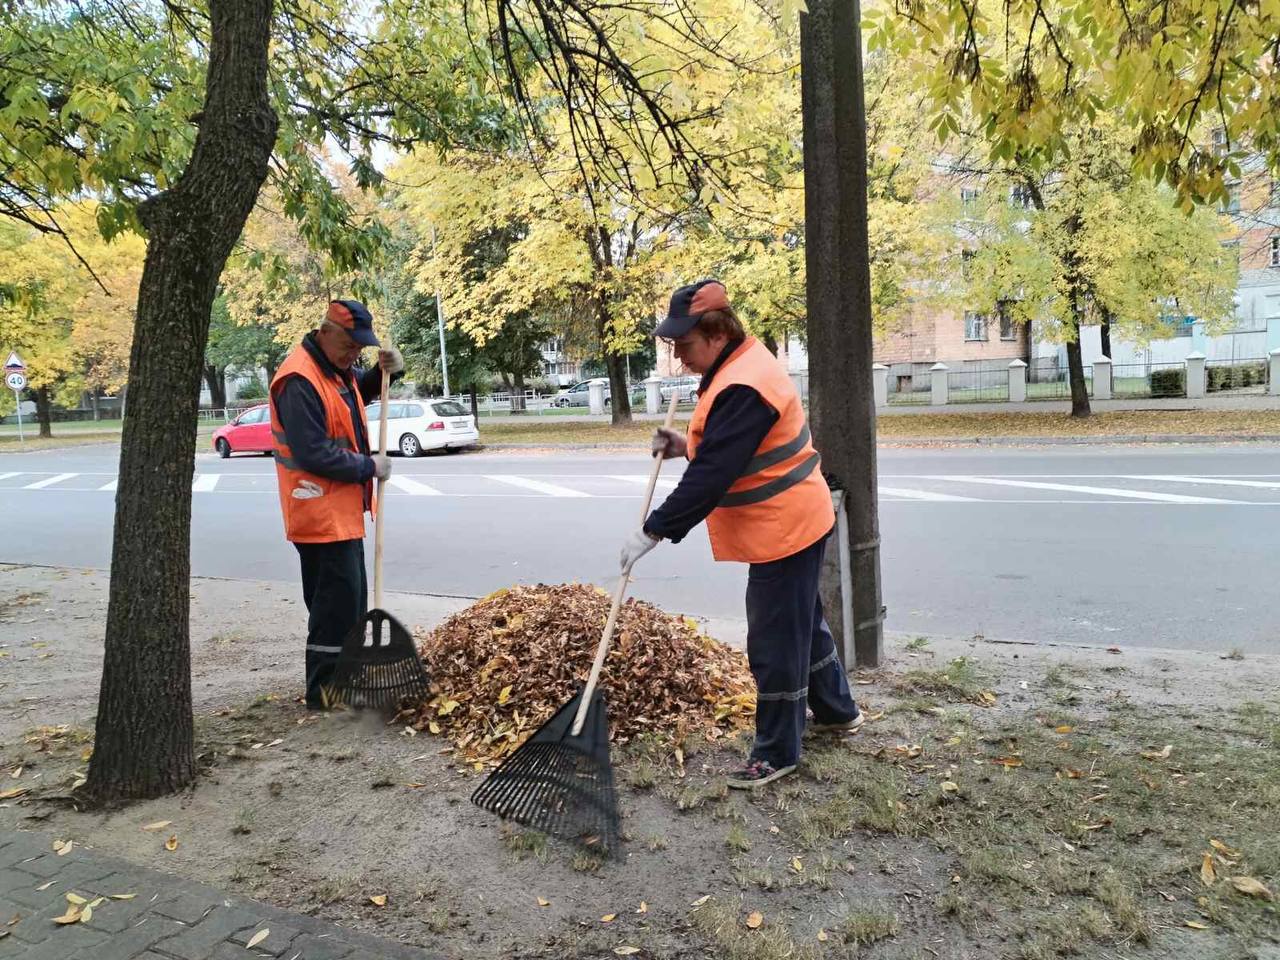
[[1092, 356, 1113, 401], [1008, 359, 1027, 403], [872, 363, 889, 407], [1185, 352, 1206, 399], [930, 362, 949, 406], [644, 375, 662, 414], [1269, 349, 1280, 396], [588, 379, 606, 415]]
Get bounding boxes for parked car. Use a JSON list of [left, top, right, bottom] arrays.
[[367, 399, 480, 456], [212, 404, 272, 457], [552, 378, 609, 407], [660, 376, 700, 403]]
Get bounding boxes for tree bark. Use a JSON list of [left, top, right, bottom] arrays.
[[592, 298, 632, 425], [85, 0, 278, 805], [203, 364, 228, 409], [1066, 310, 1090, 418], [1100, 312, 1112, 360], [34, 386, 53, 438], [800, 0, 883, 667], [511, 367, 527, 413], [469, 385, 479, 420]]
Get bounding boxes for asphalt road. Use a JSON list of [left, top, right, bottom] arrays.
[[2, 442, 1279, 654]]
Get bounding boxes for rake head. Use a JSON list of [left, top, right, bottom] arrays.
[[326, 608, 430, 710], [470, 687, 619, 855]]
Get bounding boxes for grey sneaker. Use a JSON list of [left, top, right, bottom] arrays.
[[808, 712, 865, 735], [726, 759, 796, 790]]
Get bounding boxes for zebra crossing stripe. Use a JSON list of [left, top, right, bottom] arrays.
[[192, 474, 220, 492], [23, 473, 77, 489], [1122, 474, 1280, 491], [935, 476, 1243, 504], [387, 475, 444, 496], [485, 475, 591, 498]]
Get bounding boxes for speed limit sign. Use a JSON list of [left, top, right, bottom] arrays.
[[5, 372, 25, 391]]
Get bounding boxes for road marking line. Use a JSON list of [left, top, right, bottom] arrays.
[[1122, 474, 1280, 490], [387, 475, 444, 496], [0, 472, 19, 482], [878, 486, 980, 502], [99, 479, 118, 491], [934, 475, 1243, 504], [23, 473, 77, 489], [192, 474, 220, 492], [485, 475, 591, 497], [609, 474, 678, 489]]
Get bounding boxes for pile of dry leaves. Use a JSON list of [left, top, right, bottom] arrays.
[[408, 584, 755, 766]]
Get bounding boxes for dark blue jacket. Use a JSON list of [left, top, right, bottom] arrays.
[[644, 339, 779, 544]]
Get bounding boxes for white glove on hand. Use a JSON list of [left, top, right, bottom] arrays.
[[371, 454, 393, 481], [378, 347, 405, 375], [651, 427, 687, 460], [620, 528, 661, 571]]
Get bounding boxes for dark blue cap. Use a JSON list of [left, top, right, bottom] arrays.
[[655, 279, 730, 339], [326, 300, 380, 347]]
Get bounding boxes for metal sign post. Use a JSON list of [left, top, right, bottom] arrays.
[[4, 352, 26, 445]]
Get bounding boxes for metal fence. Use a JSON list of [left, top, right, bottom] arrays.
[[1111, 362, 1186, 398], [886, 378, 931, 405], [947, 367, 1010, 403], [1026, 366, 1093, 400], [1206, 358, 1269, 395]]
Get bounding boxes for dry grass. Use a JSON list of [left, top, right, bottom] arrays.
[[876, 408, 1280, 440]]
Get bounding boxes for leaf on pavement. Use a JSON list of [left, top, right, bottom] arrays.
[[247, 929, 270, 948], [164, 835, 178, 852], [536, 897, 550, 907], [141, 820, 171, 832], [109, 894, 136, 900], [1200, 854, 1216, 886], [35, 881, 56, 891], [53, 907, 81, 925], [65, 893, 86, 905], [78, 904, 92, 924], [600, 913, 617, 923], [369, 895, 387, 907], [1229, 877, 1274, 900], [1209, 839, 1241, 858], [614, 948, 641, 956]]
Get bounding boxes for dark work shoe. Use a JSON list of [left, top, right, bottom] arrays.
[[726, 759, 796, 790], [808, 712, 864, 736]]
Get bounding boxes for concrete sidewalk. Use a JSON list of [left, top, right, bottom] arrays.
[[0, 829, 443, 960]]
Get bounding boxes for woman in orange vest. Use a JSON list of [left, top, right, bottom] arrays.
[[620, 280, 861, 789], [270, 300, 401, 709]]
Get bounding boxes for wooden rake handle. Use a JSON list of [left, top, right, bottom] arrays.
[[373, 365, 390, 609], [571, 390, 682, 736]]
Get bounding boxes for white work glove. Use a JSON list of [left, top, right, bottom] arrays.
[[620, 528, 661, 571], [370, 454, 393, 481], [651, 427, 687, 460], [378, 347, 405, 375]]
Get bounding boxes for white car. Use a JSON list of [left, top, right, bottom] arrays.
[[366, 399, 480, 456]]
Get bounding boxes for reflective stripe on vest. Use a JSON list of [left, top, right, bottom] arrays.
[[720, 451, 821, 507]]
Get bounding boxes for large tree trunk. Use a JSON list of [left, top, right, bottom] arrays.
[[1100, 311, 1112, 360], [593, 299, 632, 425], [33, 386, 53, 438], [203, 364, 228, 409], [85, 0, 278, 805], [1066, 312, 1090, 418], [469, 385, 479, 420], [511, 367, 527, 413], [800, 0, 883, 668]]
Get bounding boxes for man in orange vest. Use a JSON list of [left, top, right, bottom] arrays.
[[270, 300, 402, 709], [621, 279, 861, 788]]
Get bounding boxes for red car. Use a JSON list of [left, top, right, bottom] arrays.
[[212, 404, 272, 458]]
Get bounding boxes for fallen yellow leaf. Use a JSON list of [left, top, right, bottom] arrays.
[[438, 699, 460, 717], [1055, 725, 1074, 734], [745, 911, 763, 929], [369, 894, 387, 907], [35, 881, 56, 891], [941, 781, 959, 793], [1209, 839, 1241, 858], [109, 893, 136, 900], [55, 840, 73, 856], [87, 898, 104, 909], [247, 929, 270, 948], [1201, 853, 1216, 886], [498, 686, 512, 706], [817, 929, 829, 942], [428, 722, 442, 735], [790, 857, 803, 873], [65, 893, 86, 905], [1229, 877, 1274, 901], [636, 902, 648, 914], [53, 908, 80, 925], [141, 820, 172, 832], [601, 913, 617, 923], [1141, 745, 1173, 760], [690, 895, 710, 907], [164, 835, 178, 852], [1185, 920, 1209, 930], [537, 897, 550, 907], [78, 904, 92, 924], [614, 948, 641, 956]]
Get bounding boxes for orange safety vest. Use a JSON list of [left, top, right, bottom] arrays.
[[687, 338, 834, 563], [269, 344, 374, 543]]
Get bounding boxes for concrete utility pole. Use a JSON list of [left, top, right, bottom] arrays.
[[799, 0, 884, 667], [430, 224, 450, 397]]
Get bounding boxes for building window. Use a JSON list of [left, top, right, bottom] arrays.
[[998, 305, 1016, 341], [960, 187, 980, 206], [961, 249, 975, 280], [1010, 184, 1034, 209], [964, 311, 988, 341], [1270, 236, 1280, 267], [1220, 184, 1240, 214]]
